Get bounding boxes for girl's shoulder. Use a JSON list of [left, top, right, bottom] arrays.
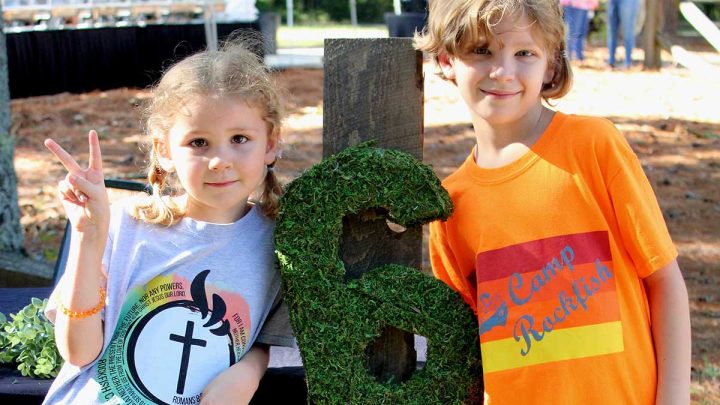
[[248, 202, 276, 226], [107, 196, 157, 233]]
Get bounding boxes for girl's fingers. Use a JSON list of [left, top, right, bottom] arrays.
[[44, 139, 83, 175], [65, 173, 93, 202], [87, 130, 104, 175], [58, 180, 82, 205]]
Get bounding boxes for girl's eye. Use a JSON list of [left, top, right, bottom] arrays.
[[517, 50, 536, 57], [473, 47, 490, 55], [231, 135, 248, 144], [189, 139, 208, 148]]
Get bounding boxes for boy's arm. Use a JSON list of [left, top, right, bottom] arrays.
[[200, 344, 270, 404], [643, 259, 691, 405], [429, 220, 477, 309]]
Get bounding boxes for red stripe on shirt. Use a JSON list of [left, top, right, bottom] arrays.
[[476, 231, 611, 282]]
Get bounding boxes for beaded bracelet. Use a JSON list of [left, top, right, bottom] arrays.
[[56, 287, 106, 319]]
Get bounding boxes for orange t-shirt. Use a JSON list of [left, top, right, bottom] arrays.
[[429, 112, 677, 404]]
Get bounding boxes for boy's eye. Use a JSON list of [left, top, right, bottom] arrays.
[[231, 134, 248, 144], [189, 139, 208, 148], [472, 47, 491, 55]]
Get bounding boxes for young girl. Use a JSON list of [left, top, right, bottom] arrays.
[[42, 41, 293, 405], [415, 0, 690, 403]]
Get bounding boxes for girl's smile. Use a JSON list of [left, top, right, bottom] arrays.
[[205, 180, 239, 187]]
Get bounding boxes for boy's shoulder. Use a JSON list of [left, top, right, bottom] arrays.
[[555, 113, 633, 157], [440, 113, 633, 191], [556, 113, 621, 143]]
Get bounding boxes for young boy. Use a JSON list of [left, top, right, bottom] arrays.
[[414, 0, 691, 403]]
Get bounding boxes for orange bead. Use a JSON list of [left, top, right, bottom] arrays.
[[56, 287, 106, 319]]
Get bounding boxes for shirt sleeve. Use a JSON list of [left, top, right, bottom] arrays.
[[604, 125, 678, 278], [44, 285, 59, 324], [429, 219, 477, 311], [256, 291, 295, 347]]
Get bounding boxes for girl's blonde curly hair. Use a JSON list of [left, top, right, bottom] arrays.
[[414, 0, 573, 100], [132, 37, 285, 225]]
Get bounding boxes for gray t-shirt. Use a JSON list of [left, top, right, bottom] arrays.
[[43, 201, 293, 405]]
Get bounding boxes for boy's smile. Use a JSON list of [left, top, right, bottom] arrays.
[[481, 89, 521, 99]]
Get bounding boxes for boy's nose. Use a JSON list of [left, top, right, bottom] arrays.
[[489, 59, 514, 81]]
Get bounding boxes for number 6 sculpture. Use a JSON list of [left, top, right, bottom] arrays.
[[275, 143, 483, 404]]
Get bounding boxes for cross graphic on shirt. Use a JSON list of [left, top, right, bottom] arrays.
[[169, 320, 207, 394]]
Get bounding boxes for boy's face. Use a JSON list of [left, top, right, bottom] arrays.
[[438, 13, 554, 127]]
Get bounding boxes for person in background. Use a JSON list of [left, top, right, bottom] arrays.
[[562, 0, 599, 63], [606, 0, 640, 69]]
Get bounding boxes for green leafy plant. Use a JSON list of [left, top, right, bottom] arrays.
[[0, 297, 63, 378]]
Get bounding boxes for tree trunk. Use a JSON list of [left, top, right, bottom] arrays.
[[0, 8, 24, 253]]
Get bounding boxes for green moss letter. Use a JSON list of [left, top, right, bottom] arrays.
[[275, 143, 482, 404]]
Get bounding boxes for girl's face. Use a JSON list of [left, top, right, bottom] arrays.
[[439, 13, 554, 128], [156, 96, 277, 223]]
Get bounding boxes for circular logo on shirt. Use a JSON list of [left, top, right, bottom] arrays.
[[96, 270, 240, 404], [126, 302, 234, 403]]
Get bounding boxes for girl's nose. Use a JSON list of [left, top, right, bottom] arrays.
[[208, 149, 233, 171]]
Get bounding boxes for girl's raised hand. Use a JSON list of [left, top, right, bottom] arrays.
[[45, 130, 110, 238]]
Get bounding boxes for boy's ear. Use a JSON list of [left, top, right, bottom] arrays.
[[543, 64, 555, 86], [543, 53, 559, 86], [153, 138, 175, 172], [437, 52, 457, 81]]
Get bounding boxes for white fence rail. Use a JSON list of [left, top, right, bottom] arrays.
[[2, 0, 232, 30]]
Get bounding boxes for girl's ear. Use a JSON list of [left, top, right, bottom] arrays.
[[437, 52, 457, 81], [264, 129, 280, 166], [153, 138, 175, 172]]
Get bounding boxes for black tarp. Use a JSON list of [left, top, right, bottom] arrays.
[[6, 22, 260, 99]]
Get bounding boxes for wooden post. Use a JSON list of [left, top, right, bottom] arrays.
[[662, 0, 678, 36], [643, 0, 663, 69], [323, 38, 423, 383]]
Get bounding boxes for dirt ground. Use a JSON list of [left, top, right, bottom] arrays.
[[9, 45, 720, 403]]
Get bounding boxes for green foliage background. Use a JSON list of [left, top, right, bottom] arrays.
[[257, 0, 395, 23]]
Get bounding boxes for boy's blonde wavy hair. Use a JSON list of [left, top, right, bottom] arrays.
[[132, 37, 285, 226], [414, 0, 572, 100]]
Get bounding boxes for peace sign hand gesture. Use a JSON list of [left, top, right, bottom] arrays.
[[45, 130, 111, 241]]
